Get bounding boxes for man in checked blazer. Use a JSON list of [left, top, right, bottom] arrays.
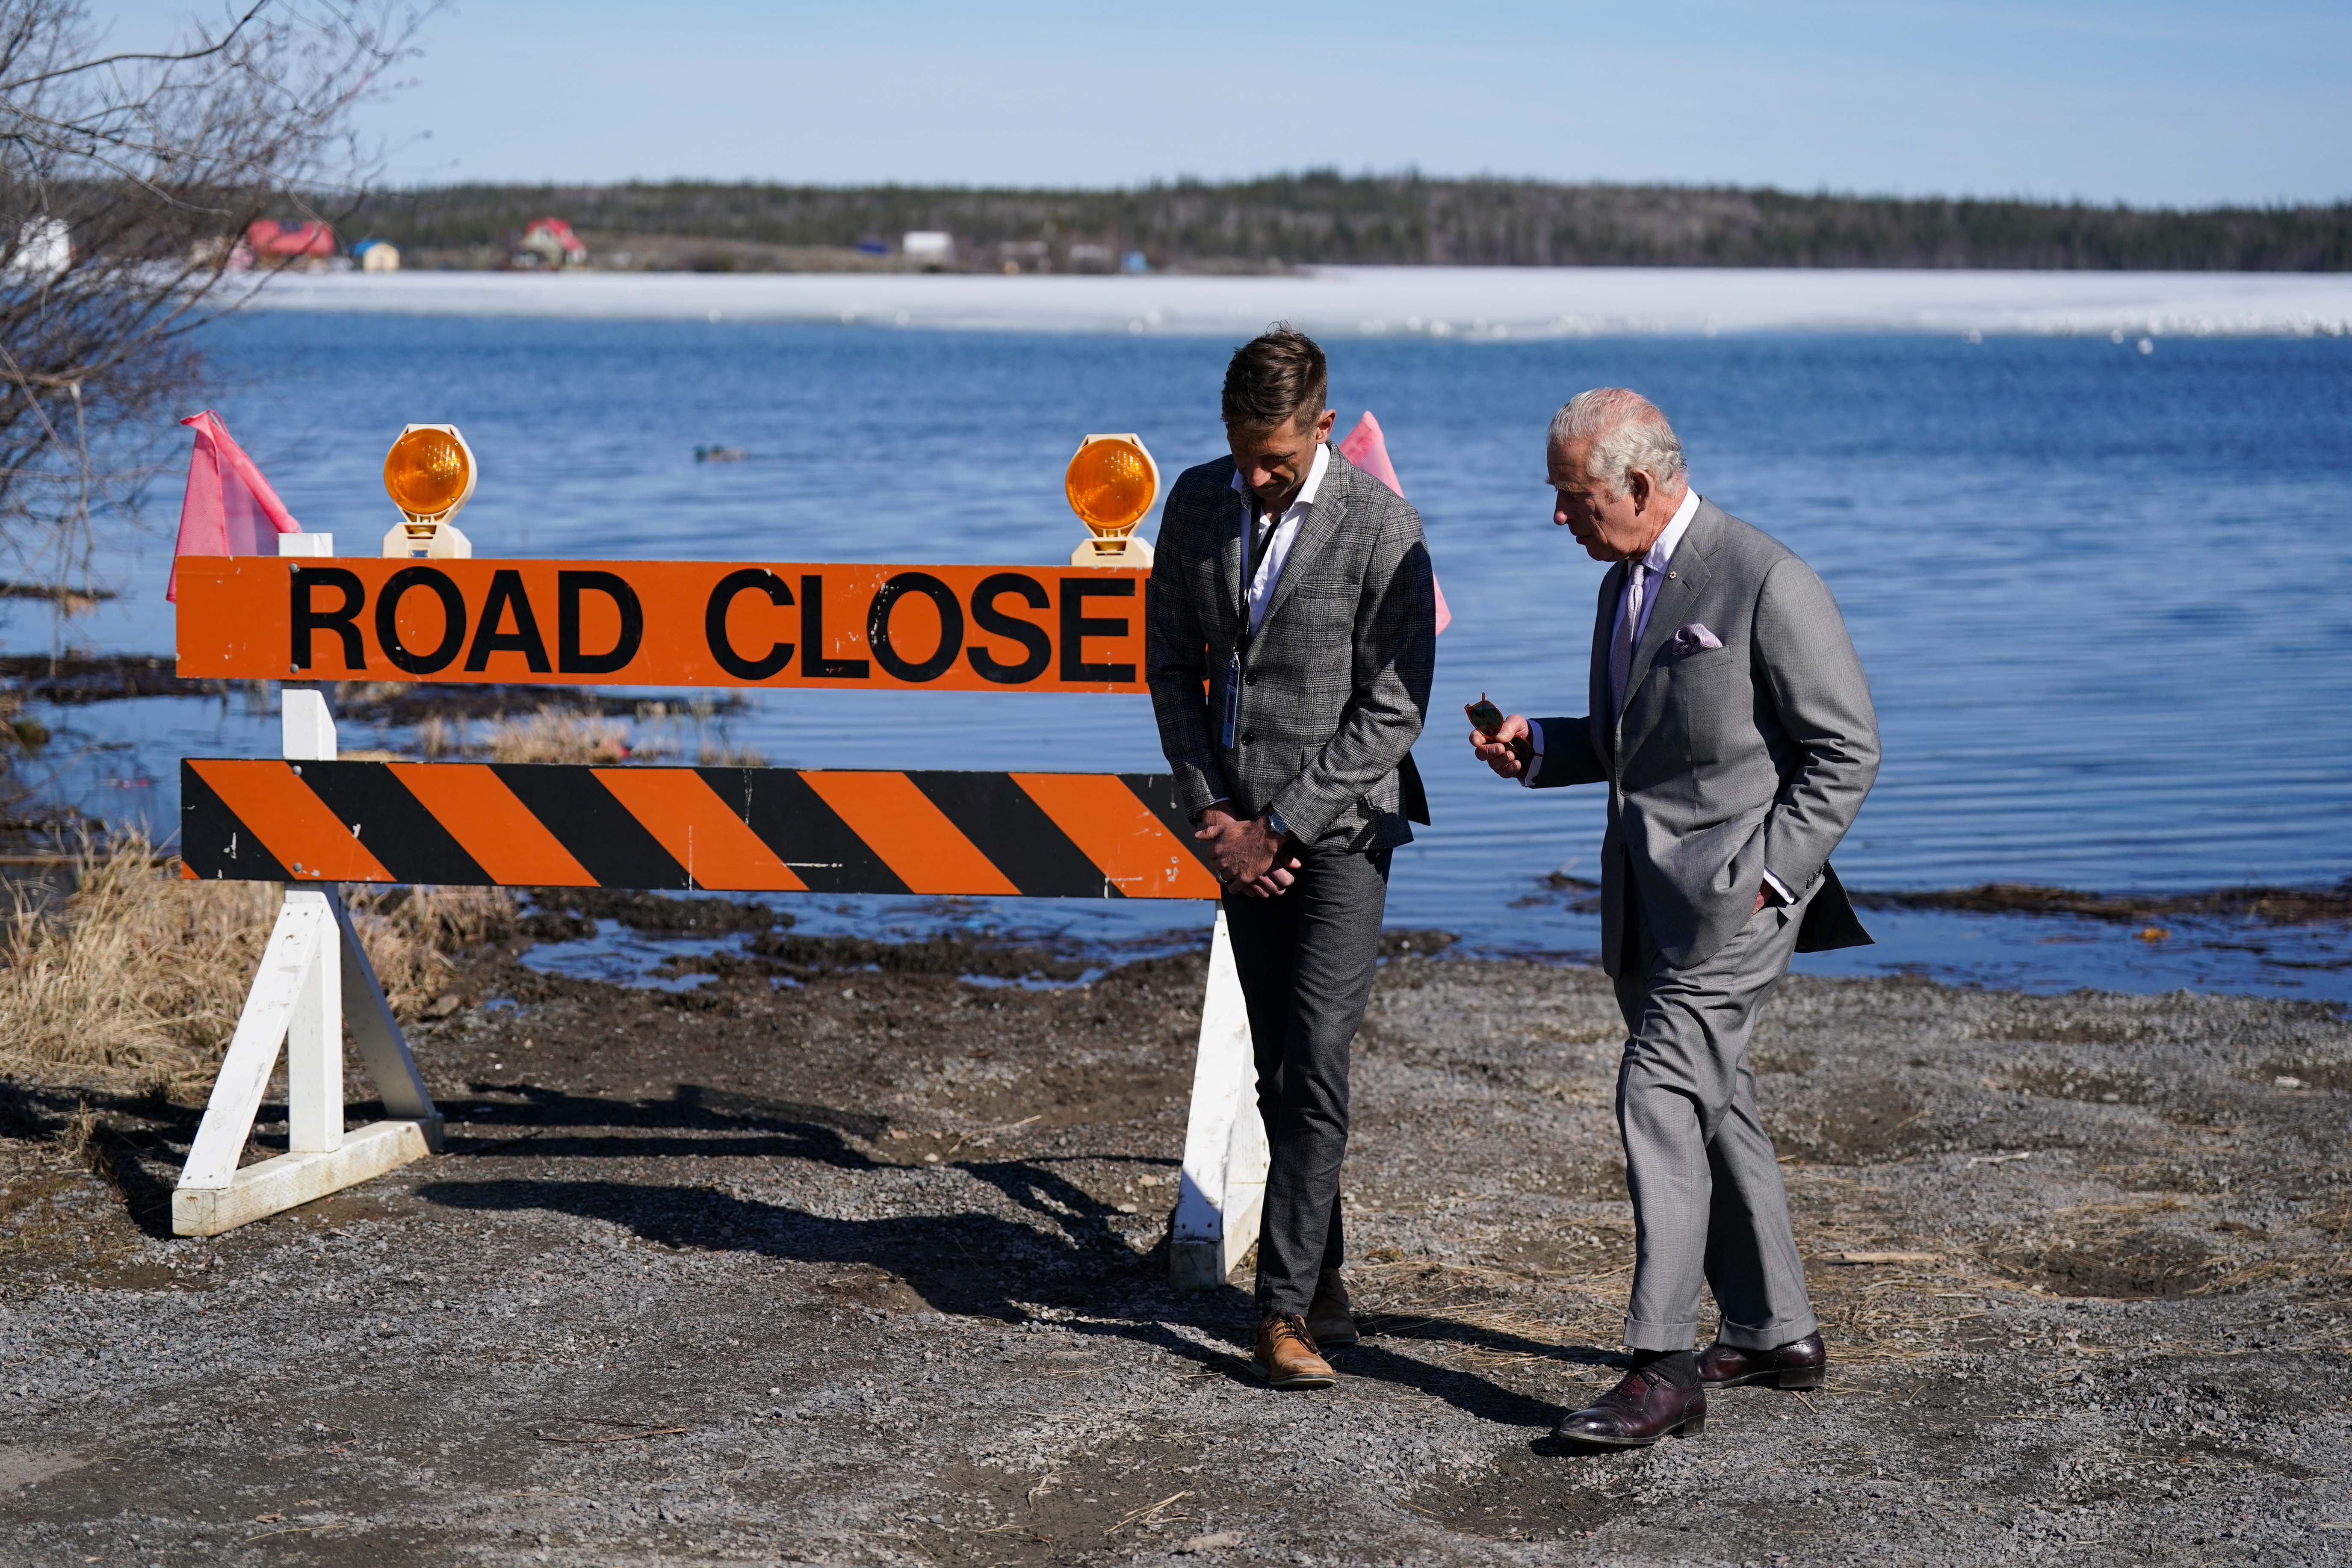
[[1472, 388, 1879, 1446], [1146, 328, 1436, 1389]]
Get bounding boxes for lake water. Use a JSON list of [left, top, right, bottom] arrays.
[[21, 303, 2352, 998]]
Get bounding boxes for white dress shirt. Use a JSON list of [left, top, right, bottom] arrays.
[[1231, 441, 1328, 632], [1201, 443, 1331, 825], [1521, 489, 1793, 905]]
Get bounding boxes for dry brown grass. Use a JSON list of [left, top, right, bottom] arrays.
[[482, 708, 644, 764], [410, 704, 762, 767], [0, 834, 511, 1093], [416, 706, 647, 764]]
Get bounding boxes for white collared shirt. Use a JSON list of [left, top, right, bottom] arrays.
[[1520, 489, 1794, 903], [1230, 441, 1328, 634]]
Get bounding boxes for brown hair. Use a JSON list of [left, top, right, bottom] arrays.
[[1221, 325, 1327, 431]]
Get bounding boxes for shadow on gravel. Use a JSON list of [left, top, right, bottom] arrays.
[[420, 1158, 1580, 1432], [439, 1082, 884, 1168], [0, 1079, 195, 1240], [420, 1172, 1256, 1375], [1338, 1341, 1563, 1430]]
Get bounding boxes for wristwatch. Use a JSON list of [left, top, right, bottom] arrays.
[[1265, 807, 1293, 842]]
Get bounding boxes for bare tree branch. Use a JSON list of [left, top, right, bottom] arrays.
[[0, 0, 432, 599], [0, 0, 266, 92]]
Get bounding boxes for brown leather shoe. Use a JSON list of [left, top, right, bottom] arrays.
[[1697, 1331, 1826, 1391], [1253, 1313, 1336, 1389], [1303, 1268, 1358, 1347], [1551, 1364, 1707, 1446]]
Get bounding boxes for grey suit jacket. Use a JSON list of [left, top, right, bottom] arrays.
[[1145, 445, 1436, 851], [1531, 497, 1879, 974]]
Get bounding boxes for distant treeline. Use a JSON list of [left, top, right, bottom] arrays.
[[342, 173, 2352, 271]]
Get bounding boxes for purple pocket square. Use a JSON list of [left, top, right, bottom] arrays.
[[1672, 623, 1724, 652]]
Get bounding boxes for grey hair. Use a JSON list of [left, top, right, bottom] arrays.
[[1548, 388, 1687, 494]]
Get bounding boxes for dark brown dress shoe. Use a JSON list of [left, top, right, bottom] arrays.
[[1253, 1313, 1336, 1389], [1304, 1268, 1358, 1347], [1551, 1365, 1707, 1447], [1697, 1331, 1826, 1391]]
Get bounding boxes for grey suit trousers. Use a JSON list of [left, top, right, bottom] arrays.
[[1613, 874, 1819, 1352], [1222, 843, 1392, 1316]]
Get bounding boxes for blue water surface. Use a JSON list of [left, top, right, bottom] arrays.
[[21, 315, 2352, 997]]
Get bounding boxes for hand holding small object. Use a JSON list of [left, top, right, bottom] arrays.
[[1466, 695, 1535, 779]]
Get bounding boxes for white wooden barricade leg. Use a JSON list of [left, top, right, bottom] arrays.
[[1168, 909, 1270, 1290], [171, 534, 443, 1238]]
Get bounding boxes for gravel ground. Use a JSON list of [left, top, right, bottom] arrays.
[[3, 895, 2349, 1567]]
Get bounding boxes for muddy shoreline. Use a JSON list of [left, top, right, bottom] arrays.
[[2, 899, 2348, 1565], [10, 663, 2349, 933]]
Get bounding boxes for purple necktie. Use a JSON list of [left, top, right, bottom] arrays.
[[1609, 560, 1648, 712]]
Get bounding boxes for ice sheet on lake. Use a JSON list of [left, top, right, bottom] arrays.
[[241, 265, 2352, 338]]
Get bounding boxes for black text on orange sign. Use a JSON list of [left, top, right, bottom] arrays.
[[172, 559, 1151, 692]]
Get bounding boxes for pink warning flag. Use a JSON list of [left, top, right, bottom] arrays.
[[166, 411, 301, 601], [1337, 410, 1451, 635]]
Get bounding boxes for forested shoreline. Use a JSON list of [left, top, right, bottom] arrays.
[[341, 172, 2352, 271]]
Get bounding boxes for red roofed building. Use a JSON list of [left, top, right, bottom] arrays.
[[245, 219, 336, 260], [514, 217, 588, 269]]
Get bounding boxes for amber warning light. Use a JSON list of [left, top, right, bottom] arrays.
[[381, 424, 477, 560], [1065, 434, 1157, 567]]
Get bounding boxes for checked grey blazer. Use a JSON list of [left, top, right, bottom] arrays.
[[1531, 498, 1879, 975], [1145, 445, 1436, 851]]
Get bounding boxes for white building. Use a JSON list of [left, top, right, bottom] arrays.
[[902, 230, 954, 266], [13, 218, 69, 276]]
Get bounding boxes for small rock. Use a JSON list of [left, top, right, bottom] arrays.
[[1178, 1533, 1240, 1554], [2274, 1075, 2303, 1089], [424, 992, 462, 1019]]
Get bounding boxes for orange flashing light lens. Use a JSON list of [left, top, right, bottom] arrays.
[[384, 427, 472, 518], [1064, 436, 1157, 537]]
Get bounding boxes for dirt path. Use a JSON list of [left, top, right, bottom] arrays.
[[3, 903, 2349, 1566]]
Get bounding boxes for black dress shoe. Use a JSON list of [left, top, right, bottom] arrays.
[[1551, 1364, 1707, 1447], [1697, 1331, 1826, 1391]]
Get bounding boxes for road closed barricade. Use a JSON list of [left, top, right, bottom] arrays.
[[174, 558, 1149, 691], [168, 430, 1269, 1291]]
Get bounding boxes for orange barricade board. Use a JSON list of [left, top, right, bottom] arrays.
[[174, 558, 1151, 692], [181, 760, 1222, 900]]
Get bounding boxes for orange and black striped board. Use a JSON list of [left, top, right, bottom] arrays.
[[180, 760, 1222, 900]]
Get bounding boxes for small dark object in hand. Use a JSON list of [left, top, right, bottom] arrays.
[[1466, 694, 1532, 763]]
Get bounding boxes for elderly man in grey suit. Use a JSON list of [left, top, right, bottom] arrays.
[[1147, 328, 1436, 1390], [1472, 388, 1879, 1446]]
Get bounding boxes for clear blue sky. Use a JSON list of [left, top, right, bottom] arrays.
[[116, 1, 2352, 205]]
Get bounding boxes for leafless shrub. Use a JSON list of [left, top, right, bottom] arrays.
[[0, 0, 430, 597]]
